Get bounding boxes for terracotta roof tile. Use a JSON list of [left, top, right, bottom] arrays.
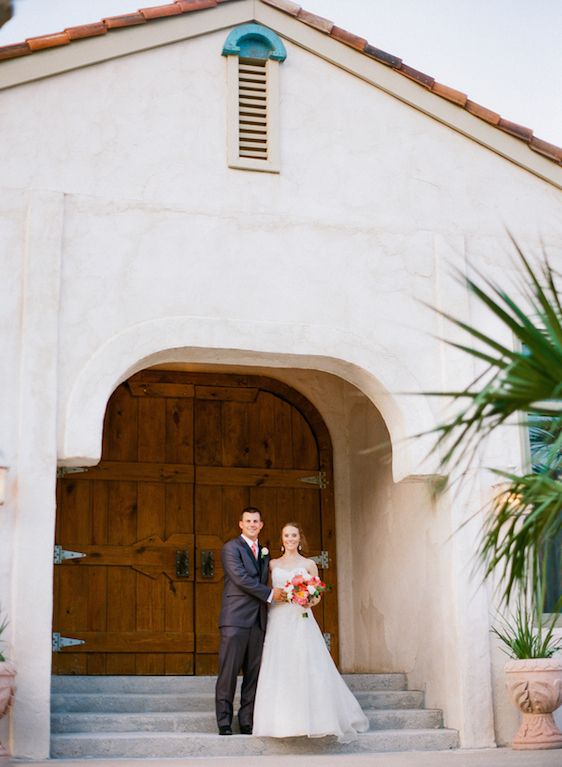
[[0, 0, 559, 168], [140, 4, 183, 19], [431, 82, 467, 107], [26, 31, 70, 51], [65, 22, 107, 41], [398, 63, 435, 89], [103, 12, 147, 29], [498, 118, 533, 142], [529, 137, 562, 164], [0, 41, 31, 61], [260, 0, 301, 16], [175, 0, 218, 10], [465, 100, 501, 126], [296, 9, 333, 34], [330, 26, 367, 52], [363, 43, 401, 68]]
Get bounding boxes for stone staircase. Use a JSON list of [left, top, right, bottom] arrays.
[[50, 674, 458, 758]]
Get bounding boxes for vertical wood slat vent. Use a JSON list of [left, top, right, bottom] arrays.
[[238, 59, 268, 161]]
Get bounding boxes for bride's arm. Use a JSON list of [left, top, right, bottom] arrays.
[[307, 560, 319, 578]]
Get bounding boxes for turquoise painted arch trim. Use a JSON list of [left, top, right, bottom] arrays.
[[222, 24, 287, 62]]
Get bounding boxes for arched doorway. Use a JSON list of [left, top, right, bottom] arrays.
[[53, 370, 337, 675]]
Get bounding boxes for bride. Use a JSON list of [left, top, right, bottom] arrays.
[[253, 522, 369, 741]]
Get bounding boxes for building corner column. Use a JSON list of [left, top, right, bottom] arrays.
[[11, 190, 64, 759], [433, 233, 496, 748]]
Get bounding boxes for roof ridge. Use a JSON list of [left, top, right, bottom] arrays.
[[0, 0, 560, 166]]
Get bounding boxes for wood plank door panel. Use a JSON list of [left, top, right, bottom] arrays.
[[53, 372, 337, 675], [53, 384, 196, 675]]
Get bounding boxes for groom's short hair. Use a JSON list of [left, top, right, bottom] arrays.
[[240, 506, 262, 520]]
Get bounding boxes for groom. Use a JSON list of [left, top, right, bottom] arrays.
[[215, 507, 284, 735]]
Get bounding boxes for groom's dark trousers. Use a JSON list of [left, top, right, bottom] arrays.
[[215, 537, 271, 730]]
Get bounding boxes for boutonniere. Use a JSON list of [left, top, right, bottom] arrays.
[[260, 547, 269, 558]]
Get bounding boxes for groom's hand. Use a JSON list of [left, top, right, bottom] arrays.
[[272, 588, 285, 602]]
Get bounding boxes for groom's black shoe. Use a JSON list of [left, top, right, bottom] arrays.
[[239, 725, 252, 735], [218, 726, 233, 736]]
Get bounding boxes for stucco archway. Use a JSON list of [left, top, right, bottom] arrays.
[[58, 337, 455, 692], [58, 318, 438, 482]]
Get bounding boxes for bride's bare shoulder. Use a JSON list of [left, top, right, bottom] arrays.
[[269, 557, 283, 570]]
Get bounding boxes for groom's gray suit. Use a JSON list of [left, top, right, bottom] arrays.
[[215, 536, 271, 730]]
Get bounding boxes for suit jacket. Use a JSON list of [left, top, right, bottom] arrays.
[[219, 536, 271, 631]]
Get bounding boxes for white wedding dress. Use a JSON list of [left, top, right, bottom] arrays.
[[253, 566, 369, 741]]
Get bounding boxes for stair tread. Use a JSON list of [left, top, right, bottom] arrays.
[[51, 690, 423, 713], [52, 689, 421, 698], [51, 730, 459, 756], [52, 728, 458, 739], [51, 673, 407, 693], [51, 708, 444, 734], [52, 707, 443, 716]]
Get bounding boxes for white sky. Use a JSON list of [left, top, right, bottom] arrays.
[[1, 0, 561, 145]]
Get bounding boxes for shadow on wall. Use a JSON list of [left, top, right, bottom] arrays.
[[348, 390, 453, 692]]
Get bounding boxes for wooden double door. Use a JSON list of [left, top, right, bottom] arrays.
[[53, 371, 337, 675]]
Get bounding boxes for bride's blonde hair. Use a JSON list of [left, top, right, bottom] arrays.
[[281, 521, 309, 553]]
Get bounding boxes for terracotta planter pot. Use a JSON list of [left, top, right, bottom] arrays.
[[0, 661, 16, 758], [505, 657, 562, 750]]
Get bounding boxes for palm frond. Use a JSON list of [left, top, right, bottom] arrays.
[[482, 471, 562, 605], [430, 254, 562, 472], [426, 246, 562, 606]]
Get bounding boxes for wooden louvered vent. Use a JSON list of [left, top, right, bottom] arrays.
[[238, 59, 268, 161]]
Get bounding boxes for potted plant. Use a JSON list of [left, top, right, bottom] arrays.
[[0, 607, 16, 758], [493, 589, 562, 750]]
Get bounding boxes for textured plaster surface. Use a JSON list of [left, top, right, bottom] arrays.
[[0, 27, 561, 759]]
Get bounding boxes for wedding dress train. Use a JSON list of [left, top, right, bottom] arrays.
[[253, 567, 369, 741]]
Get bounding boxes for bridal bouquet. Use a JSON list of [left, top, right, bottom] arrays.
[[283, 573, 328, 617]]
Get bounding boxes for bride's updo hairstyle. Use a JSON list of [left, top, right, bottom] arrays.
[[281, 521, 309, 553]]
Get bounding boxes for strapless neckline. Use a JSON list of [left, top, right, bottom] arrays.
[[272, 565, 309, 574]]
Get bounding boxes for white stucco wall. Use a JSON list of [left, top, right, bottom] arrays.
[[0, 22, 561, 757], [346, 390, 457, 713]]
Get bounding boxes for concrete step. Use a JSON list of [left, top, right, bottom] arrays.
[[51, 673, 407, 693], [355, 691, 424, 709], [366, 709, 443, 731], [345, 673, 407, 691], [50, 729, 459, 758], [51, 689, 424, 714], [51, 708, 443, 734], [51, 692, 218, 713]]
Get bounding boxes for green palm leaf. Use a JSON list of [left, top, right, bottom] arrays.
[[427, 247, 562, 607]]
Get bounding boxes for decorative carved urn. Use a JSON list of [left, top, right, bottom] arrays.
[[505, 657, 562, 750], [0, 661, 16, 758]]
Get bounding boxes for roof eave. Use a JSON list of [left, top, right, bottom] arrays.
[[0, 0, 254, 89]]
